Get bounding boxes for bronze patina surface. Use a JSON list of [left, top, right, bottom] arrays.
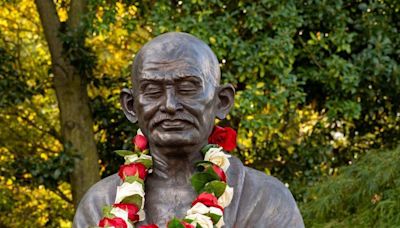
[[73, 32, 304, 228]]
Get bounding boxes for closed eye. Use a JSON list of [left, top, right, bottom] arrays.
[[176, 80, 200, 95], [142, 84, 163, 98]]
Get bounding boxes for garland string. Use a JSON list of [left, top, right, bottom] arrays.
[[98, 126, 236, 228]]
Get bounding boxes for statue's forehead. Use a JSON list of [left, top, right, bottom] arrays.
[[131, 32, 220, 87], [136, 48, 206, 82], [139, 59, 203, 80]]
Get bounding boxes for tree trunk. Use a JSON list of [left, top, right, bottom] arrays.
[[54, 66, 100, 207], [35, 0, 100, 207]]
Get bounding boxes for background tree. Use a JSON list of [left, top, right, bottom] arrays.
[[0, 1, 74, 226], [34, 0, 101, 206]]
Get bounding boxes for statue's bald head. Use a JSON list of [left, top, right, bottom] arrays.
[[131, 32, 220, 88], [121, 32, 235, 142]]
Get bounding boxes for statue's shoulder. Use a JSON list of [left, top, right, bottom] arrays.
[[228, 156, 305, 227], [77, 173, 120, 210], [73, 174, 120, 228], [229, 156, 289, 193], [244, 165, 290, 195], [243, 163, 298, 206], [84, 173, 120, 199]]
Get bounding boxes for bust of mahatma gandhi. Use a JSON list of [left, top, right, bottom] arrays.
[[73, 32, 304, 228]]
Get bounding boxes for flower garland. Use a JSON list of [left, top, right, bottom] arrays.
[[98, 126, 237, 228]]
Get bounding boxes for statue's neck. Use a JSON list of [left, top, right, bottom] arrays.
[[148, 143, 204, 184]]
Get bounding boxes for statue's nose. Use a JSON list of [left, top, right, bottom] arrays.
[[160, 88, 183, 114]]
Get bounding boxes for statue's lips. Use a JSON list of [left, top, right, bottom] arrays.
[[159, 120, 190, 130]]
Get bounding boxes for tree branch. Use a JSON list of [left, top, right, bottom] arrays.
[[19, 114, 62, 142], [298, 36, 324, 69], [67, 0, 88, 30], [34, 0, 63, 63], [3, 109, 62, 143], [52, 187, 73, 204]]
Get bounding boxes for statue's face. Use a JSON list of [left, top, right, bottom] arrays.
[[133, 53, 217, 149]]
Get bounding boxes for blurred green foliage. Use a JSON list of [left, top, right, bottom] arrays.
[[0, 0, 399, 226], [301, 146, 400, 227]]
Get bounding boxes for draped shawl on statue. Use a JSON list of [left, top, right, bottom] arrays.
[[73, 156, 304, 228]]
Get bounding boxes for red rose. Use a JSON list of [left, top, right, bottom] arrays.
[[113, 203, 140, 222], [208, 126, 237, 151], [212, 164, 227, 182], [191, 192, 224, 211], [181, 221, 195, 228], [139, 224, 159, 228], [98, 217, 127, 228], [167, 220, 195, 228], [118, 163, 147, 181], [132, 134, 148, 151]]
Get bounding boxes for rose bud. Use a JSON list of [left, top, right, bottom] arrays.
[[181, 221, 195, 228], [98, 217, 127, 228], [211, 164, 227, 182], [192, 192, 224, 212], [118, 163, 147, 181], [132, 134, 148, 151], [113, 203, 140, 222]]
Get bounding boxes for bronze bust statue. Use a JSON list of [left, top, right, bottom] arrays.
[[73, 32, 304, 228]]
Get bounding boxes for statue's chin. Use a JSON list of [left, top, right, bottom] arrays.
[[151, 130, 199, 147]]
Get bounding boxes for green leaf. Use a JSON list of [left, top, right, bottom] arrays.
[[191, 172, 218, 193], [102, 205, 113, 218], [183, 218, 193, 223], [114, 150, 134, 157], [207, 212, 222, 224], [124, 176, 144, 186], [52, 169, 61, 179], [135, 158, 152, 169], [200, 144, 219, 154], [203, 180, 227, 198], [121, 194, 142, 208], [167, 218, 185, 228], [195, 161, 214, 171], [204, 167, 220, 180]]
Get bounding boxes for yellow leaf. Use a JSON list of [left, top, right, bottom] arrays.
[[58, 7, 68, 22], [209, 36, 216, 44], [40, 153, 48, 160]]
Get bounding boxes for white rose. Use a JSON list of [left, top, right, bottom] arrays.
[[139, 154, 152, 160], [215, 216, 225, 228], [204, 147, 231, 172], [138, 209, 146, 221], [124, 153, 152, 164], [115, 181, 145, 209], [111, 207, 128, 221], [124, 154, 139, 163], [187, 202, 210, 215], [218, 185, 234, 208], [209, 206, 223, 216], [110, 207, 133, 228], [185, 213, 213, 228]]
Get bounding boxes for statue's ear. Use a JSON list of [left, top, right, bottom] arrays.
[[120, 88, 138, 123], [215, 84, 235, 119]]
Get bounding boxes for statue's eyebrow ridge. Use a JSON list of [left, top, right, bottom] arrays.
[[139, 74, 203, 83]]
